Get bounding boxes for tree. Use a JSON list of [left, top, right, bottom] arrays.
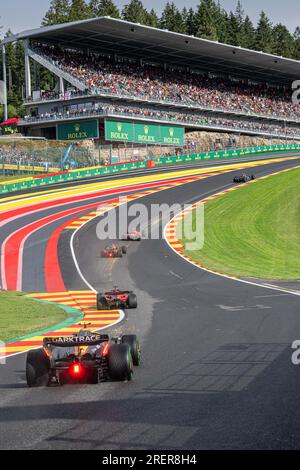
[[122, 0, 149, 24], [227, 11, 239, 45], [293, 27, 300, 59], [239, 15, 256, 49], [214, 2, 229, 43], [194, 0, 218, 41], [89, 0, 120, 18], [181, 7, 188, 33], [235, 0, 244, 30], [145, 9, 159, 28], [68, 0, 91, 22], [234, 0, 246, 45], [272, 23, 294, 58], [42, 0, 71, 25], [255, 11, 274, 53], [160, 2, 185, 33], [0, 31, 25, 117], [184, 8, 197, 36], [4, 31, 16, 93], [14, 41, 25, 96]]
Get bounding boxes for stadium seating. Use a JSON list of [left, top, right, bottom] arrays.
[[34, 45, 300, 122], [23, 102, 300, 139]]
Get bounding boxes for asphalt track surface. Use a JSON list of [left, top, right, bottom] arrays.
[[1, 156, 300, 450]]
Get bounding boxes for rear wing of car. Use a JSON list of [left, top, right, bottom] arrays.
[[102, 291, 132, 296], [43, 334, 109, 348]]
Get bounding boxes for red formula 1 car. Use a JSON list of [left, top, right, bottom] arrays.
[[26, 327, 141, 387], [101, 244, 127, 258], [97, 288, 138, 310], [121, 230, 142, 241]]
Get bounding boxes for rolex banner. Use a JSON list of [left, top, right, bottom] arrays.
[[105, 120, 184, 146], [160, 125, 184, 145], [57, 120, 99, 140], [105, 120, 134, 142], [134, 123, 160, 144]]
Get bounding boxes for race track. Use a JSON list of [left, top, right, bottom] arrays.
[[1, 156, 300, 450]]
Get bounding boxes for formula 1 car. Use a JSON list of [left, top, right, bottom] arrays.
[[233, 173, 256, 183], [121, 230, 142, 241], [26, 327, 141, 387], [101, 244, 127, 258], [97, 288, 138, 310]]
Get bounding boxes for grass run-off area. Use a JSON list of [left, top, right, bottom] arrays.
[[180, 166, 300, 280], [0, 175, 31, 183], [0, 291, 67, 343]]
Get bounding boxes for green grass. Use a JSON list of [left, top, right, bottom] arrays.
[[180, 167, 300, 280], [0, 291, 67, 343], [0, 175, 31, 183]]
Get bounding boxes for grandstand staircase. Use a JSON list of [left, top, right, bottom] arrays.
[[28, 47, 88, 92]]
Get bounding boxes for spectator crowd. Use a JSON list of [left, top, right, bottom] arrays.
[[0, 147, 30, 166], [35, 45, 300, 122], [24, 101, 300, 139]]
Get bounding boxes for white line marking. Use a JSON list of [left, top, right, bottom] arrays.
[[169, 270, 184, 280], [254, 293, 291, 299], [217, 304, 272, 311]]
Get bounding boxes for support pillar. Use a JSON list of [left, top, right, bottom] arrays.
[[1, 45, 8, 121], [24, 40, 32, 99], [59, 77, 65, 95]]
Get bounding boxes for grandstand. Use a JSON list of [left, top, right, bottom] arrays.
[[2, 16, 300, 145]]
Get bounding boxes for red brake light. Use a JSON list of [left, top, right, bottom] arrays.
[[71, 363, 81, 376]]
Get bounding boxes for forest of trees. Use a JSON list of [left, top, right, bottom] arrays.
[[1, 0, 300, 118]]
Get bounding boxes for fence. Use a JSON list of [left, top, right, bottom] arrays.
[[0, 143, 97, 176]]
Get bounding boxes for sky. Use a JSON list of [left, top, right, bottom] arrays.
[[1, 0, 299, 37]]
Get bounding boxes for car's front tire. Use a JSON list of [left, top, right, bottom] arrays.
[[127, 293, 138, 309], [122, 335, 141, 366]]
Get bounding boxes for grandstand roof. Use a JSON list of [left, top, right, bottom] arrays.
[[3, 17, 300, 84]]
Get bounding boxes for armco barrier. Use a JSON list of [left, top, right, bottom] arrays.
[[0, 143, 299, 195]]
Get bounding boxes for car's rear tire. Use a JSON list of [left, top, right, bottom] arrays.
[[90, 369, 99, 384], [97, 296, 109, 310], [127, 293, 138, 309], [108, 344, 133, 381], [26, 349, 50, 388], [122, 335, 141, 366], [251, 175, 256, 180]]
